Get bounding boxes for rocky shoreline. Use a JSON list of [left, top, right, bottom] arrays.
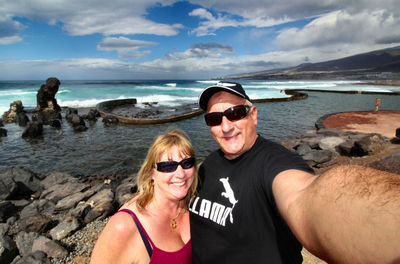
[[1, 121, 400, 263]]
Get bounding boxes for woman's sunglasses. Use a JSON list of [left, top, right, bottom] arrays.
[[204, 105, 251, 126], [155, 157, 195, 173]]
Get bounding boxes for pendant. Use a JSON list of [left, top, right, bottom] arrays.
[[171, 219, 177, 229]]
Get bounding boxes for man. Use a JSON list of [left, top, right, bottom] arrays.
[[189, 82, 400, 263]]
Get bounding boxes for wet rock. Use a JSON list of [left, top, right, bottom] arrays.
[[2, 101, 24, 123], [36, 78, 62, 125], [36, 78, 61, 112], [83, 108, 100, 121], [0, 127, 7, 137], [65, 107, 78, 122], [15, 112, 30, 126], [2, 101, 30, 127], [0, 118, 3, 127], [22, 121, 43, 138], [65, 112, 88, 131], [102, 115, 119, 125]]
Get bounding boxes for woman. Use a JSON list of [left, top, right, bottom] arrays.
[[90, 129, 198, 264]]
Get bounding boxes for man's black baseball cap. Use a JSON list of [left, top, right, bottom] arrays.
[[198, 81, 250, 110]]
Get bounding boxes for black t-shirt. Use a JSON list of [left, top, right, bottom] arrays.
[[190, 136, 314, 264]]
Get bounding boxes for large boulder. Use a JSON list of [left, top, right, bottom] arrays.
[[31, 235, 68, 259], [19, 199, 56, 219], [2, 101, 29, 125], [115, 177, 137, 206], [0, 235, 18, 264], [0, 167, 41, 200], [35, 78, 62, 125], [0, 201, 18, 222], [22, 121, 43, 138], [353, 134, 388, 156], [84, 188, 114, 223], [15, 231, 39, 257], [49, 216, 80, 240], [0, 127, 7, 137], [10, 251, 51, 264], [14, 215, 56, 234], [83, 108, 101, 121], [368, 151, 400, 174], [36, 78, 61, 112], [40, 181, 89, 204]]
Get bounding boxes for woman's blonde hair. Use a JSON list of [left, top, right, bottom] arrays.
[[135, 128, 198, 211]]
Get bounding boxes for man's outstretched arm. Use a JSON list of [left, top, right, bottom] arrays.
[[273, 165, 400, 264]]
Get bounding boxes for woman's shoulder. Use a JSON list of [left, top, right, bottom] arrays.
[[106, 209, 139, 237]]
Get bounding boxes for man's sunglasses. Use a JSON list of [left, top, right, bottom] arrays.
[[155, 157, 195, 173], [204, 105, 251, 126]]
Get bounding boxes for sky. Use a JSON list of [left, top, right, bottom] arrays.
[[0, 0, 399, 80]]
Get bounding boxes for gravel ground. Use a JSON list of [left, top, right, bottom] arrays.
[[51, 217, 110, 264]]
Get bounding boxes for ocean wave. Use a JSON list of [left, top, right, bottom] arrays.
[[0, 90, 37, 96], [196, 80, 219, 84], [137, 95, 197, 105], [58, 98, 110, 108], [166, 83, 177, 87]]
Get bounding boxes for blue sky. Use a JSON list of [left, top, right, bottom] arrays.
[[0, 0, 399, 80]]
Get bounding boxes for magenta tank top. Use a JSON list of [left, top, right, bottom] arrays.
[[117, 209, 192, 264]]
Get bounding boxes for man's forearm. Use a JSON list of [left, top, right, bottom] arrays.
[[298, 165, 400, 263]]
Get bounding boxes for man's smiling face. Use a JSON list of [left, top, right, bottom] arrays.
[[207, 91, 258, 160]]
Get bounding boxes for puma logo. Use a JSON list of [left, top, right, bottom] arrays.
[[220, 177, 238, 223]]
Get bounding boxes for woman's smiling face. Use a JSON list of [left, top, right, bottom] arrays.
[[152, 146, 195, 202]]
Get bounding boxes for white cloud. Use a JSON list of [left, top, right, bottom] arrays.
[[189, 7, 292, 36], [0, 36, 23, 45], [276, 9, 400, 50], [165, 42, 234, 60], [0, 0, 182, 41], [97, 36, 157, 58]]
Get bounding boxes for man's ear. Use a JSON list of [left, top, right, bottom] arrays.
[[251, 106, 257, 126]]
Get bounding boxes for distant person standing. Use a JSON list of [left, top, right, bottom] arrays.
[[375, 97, 381, 111]]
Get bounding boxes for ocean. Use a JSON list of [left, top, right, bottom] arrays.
[[1, 79, 400, 176]]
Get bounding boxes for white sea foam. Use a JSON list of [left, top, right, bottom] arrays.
[[196, 80, 219, 84], [0, 90, 37, 96], [58, 98, 109, 108], [166, 83, 177, 87]]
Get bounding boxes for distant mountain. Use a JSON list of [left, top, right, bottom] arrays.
[[223, 46, 400, 80]]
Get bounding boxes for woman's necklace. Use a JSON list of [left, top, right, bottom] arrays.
[[170, 207, 184, 229], [154, 200, 185, 229]]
